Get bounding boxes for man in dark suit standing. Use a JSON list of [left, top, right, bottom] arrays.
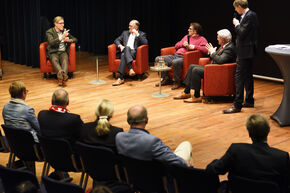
[[112, 20, 148, 86], [223, 0, 259, 113], [206, 113, 290, 193], [38, 89, 83, 144], [46, 16, 77, 86], [173, 29, 236, 103]]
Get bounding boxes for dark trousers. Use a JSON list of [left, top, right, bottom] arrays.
[[233, 58, 254, 109], [183, 64, 204, 93], [117, 46, 136, 76], [156, 53, 184, 81], [49, 51, 68, 76]]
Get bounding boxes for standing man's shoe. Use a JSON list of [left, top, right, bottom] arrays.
[[243, 102, 254, 108], [129, 69, 136, 76], [173, 92, 191, 100], [223, 107, 241, 114], [112, 78, 125, 86]]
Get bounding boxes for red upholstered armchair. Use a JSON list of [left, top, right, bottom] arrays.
[[39, 42, 76, 78], [160, 47, 203, 80], [108, 44, 149, 78], [199, 57, 237, 97]]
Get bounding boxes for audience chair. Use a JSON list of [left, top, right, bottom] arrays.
[[167, 164, 220, 193], [38, 135, 84, 184], [0, 164, 42, 193], [108, 44, 149, 78], [118, 155, 169, 193], [0, 129, 9, 153], [160, 46, 203, 80], [39, 41, 76, 78], [228, 175, 281, 193], [1, 124, 43, 174], [198, 57, 237, 101], [42, 176, 85, 193], [74, 141, 122, 190]]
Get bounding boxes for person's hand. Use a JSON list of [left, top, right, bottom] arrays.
[[62, 29, 70, 40], [206, 43, 217, 55], [119, 45, 125, 52], [132, 28, 139, 36], [188, 44, 195, 50], [233, 18, 239, 26], [183, 41, 189, 47], [63, 37, 72, 43]]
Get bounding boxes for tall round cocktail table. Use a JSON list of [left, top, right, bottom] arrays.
[[150, 66, 171, 98]]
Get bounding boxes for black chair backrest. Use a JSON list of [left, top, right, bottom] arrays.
[[118, 155, 168, 193], [0, 128, 9, 152], [1, 124, 42, 161], [0, 164, 40, 193], [38, 135, 80, 172], [74, 141, 119, 181], [167, 164, 220, 193], [229, 175, 281, 193], [42, 176, 84, 193]]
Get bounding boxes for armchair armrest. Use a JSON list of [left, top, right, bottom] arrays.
[[183, 50, 203, 77], [161, 46, 176, 56], [135, 45, 149, 72], [69, 43, 76, 72], [40, 42, 48, 73], [198, 57, 211, 66], [108, 44, 117, 72]]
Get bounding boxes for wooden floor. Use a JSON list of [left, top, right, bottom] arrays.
[[1, 52, 289, 190]]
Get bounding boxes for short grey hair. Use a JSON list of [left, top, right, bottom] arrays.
[[217, 29, 232, 42], [52, 89, 69, 107]]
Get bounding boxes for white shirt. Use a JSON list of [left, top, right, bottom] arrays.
[[126, 33, 136, 50], [57, 32, 66, 51]]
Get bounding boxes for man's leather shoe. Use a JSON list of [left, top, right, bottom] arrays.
[[171, 81, 181, 90], [173, 92, 191, 100], [155, 78, 171, 87], [63, 72, 69, 82], [184, 96, 202, 103], [223, 107, 241, 114], [129, 69, 136, 76], [243, 102, 254, 108], [112, 78, 124, 86]]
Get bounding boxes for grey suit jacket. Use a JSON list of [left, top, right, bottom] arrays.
[[210, 42, 236, 64], [46, 27, 78, 56], [114, 30, 148, 50], [116, 128, 187, 166]]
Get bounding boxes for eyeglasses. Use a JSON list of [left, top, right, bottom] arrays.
[[188, 27, 193, 30], [58, 22, 64, 25]]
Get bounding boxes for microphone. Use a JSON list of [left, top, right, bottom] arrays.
[[187, 35, 190, 45], [233, 12, 239, 19]]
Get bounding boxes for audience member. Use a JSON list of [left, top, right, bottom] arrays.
[[223, 0, 259, 113], [2, 81, 40, 143], [112, 19, 148, 86], [173, 29, 236, 103], [80, 99, 123, 152], [38, 88, 83, 144], [46, 16, 78, 86], [206, 113, 290, 192], [116, 105, 193, 167], [155, 22, 208, 90], [15, 180, 39, 193]]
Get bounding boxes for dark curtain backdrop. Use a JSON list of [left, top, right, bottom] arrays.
[[0, 0, 289, 78]]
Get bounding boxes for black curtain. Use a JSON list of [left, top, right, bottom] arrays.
[[0, 0, 289, 78], [0, 0, 40, 67]]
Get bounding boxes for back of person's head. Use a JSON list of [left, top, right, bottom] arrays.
[[51, 89, 69, 107], [233, 0, 248, 8], [91, 185, 113, 193], [95, 99, 114, 136], [15, 181, 39, 193], [127, 105, 148, 126], [190, 22, 203, 35], [53, 16, 64, 24], [217, 29, 232, 43], [9, 81, 26, 99], [246, 113, 270, 143]]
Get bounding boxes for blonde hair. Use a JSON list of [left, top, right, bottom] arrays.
[[53, 16, 64, 24], [233, 0, 248, 9], [9, 81, 26, 99], [95, 100, 114, 136]]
